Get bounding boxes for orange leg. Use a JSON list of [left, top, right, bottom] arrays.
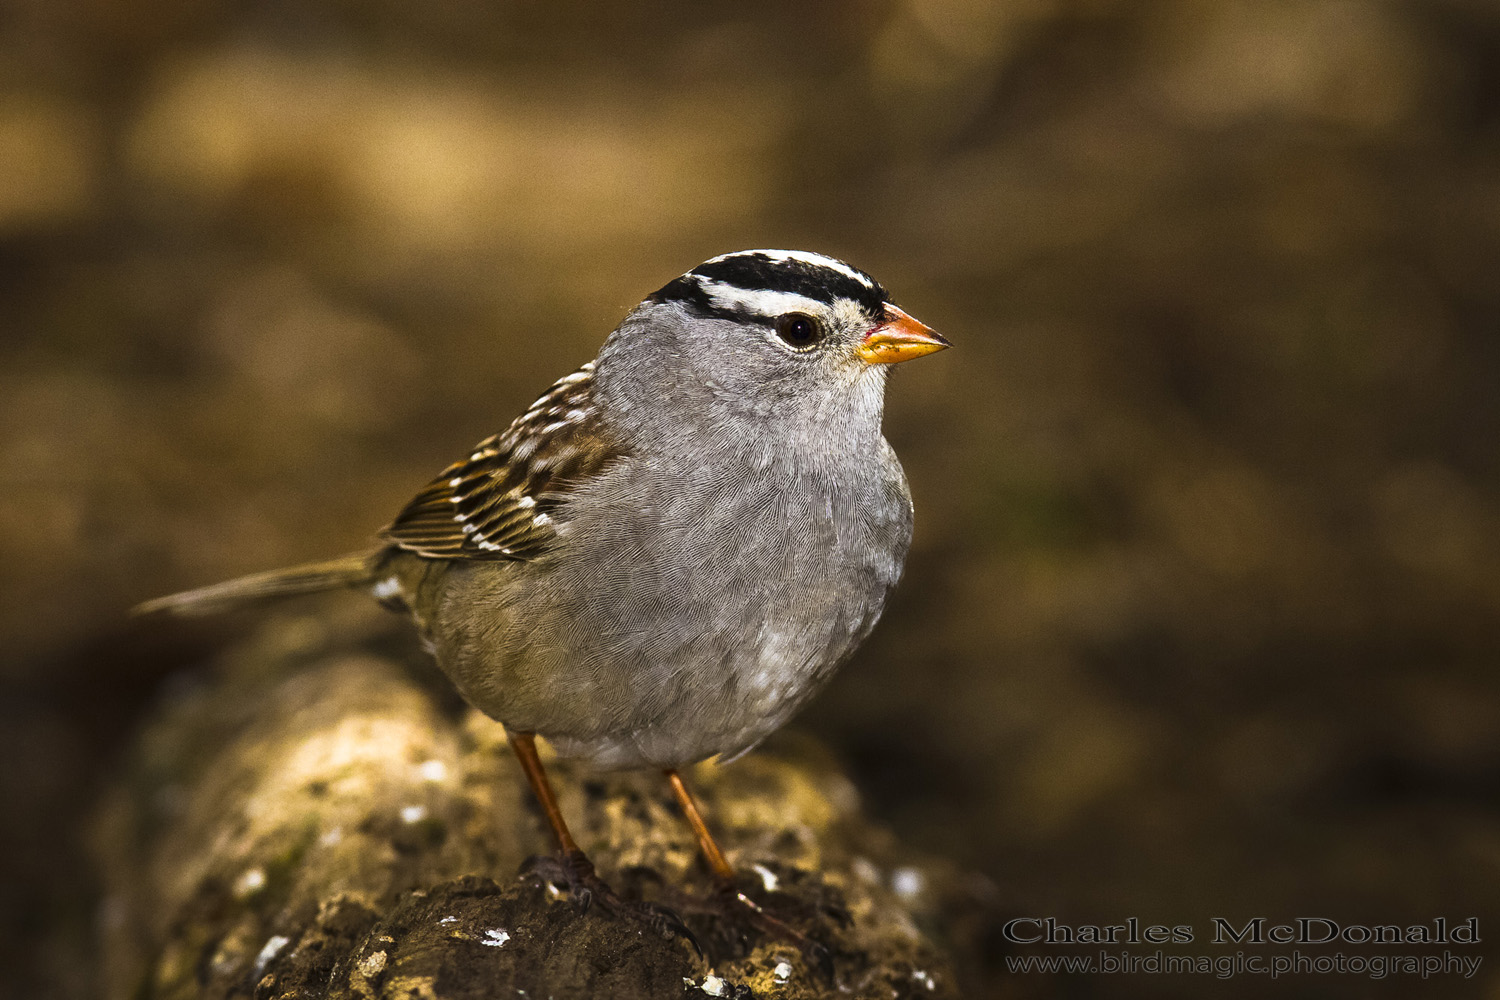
[[509, 732, 699, 948], [507, 730, 582, 855], [665, 768, 832, 974], [665, 768, 737, 884]]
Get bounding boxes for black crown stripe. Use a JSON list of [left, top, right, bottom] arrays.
[[647, 252, 888, 321]]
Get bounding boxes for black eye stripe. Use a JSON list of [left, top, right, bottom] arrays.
[[647, 276, 767, 323]]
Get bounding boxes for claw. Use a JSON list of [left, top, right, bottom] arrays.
[[634, 900, 703, 956], [520, 851, 701, 956], [716, 884, 835, 982]]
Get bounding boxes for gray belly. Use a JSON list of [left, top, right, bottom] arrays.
[[433, 456, 912, 769]]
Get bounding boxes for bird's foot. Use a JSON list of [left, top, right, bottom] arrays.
[[522, 850, 700, 954], [717, 883, 835, 980], [681, 866, 845, 981]]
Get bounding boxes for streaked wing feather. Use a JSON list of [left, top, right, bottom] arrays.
[[382, 362, 620, 560]]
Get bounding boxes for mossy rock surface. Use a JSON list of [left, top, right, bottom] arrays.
[[94, 614, 980, 999]]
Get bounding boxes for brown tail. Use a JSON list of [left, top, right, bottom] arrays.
[[133, 551, 382, 617]]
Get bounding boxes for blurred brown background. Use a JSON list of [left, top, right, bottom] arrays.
[[3, 0, 1499, 997]]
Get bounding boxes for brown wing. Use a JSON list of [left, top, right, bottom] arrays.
[[381, 362, 623, 560]]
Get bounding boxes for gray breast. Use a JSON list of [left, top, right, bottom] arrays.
[[467, 445, 913, 769]]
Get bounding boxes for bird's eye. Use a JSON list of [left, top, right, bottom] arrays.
[[774, 313, 822, 350]]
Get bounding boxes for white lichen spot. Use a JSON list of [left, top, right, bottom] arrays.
[[701, 975, 727, 996], [358, 950, 387, 977], [235, 868, 266, 896], [400, 805, 428, 824], [751, 863, 779, 893], [891, 866, 926, 899], [912, 970, 936, 991], [773, 961, 793, 982], [252, 935, 291, 977], [417, 759, 448, 783], [481, 928, 511, 948]]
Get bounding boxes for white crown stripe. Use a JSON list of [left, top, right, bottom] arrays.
[[699, 249, 876, 291], [695, 279, 828, 319]]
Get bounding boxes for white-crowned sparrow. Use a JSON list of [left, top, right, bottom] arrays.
[[139, 249, 948, 916]]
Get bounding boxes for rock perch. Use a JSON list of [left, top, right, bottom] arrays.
[[93, 609, 978, 999]]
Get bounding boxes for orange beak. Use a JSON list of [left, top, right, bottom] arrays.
[[856, 304, 951, 365]]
